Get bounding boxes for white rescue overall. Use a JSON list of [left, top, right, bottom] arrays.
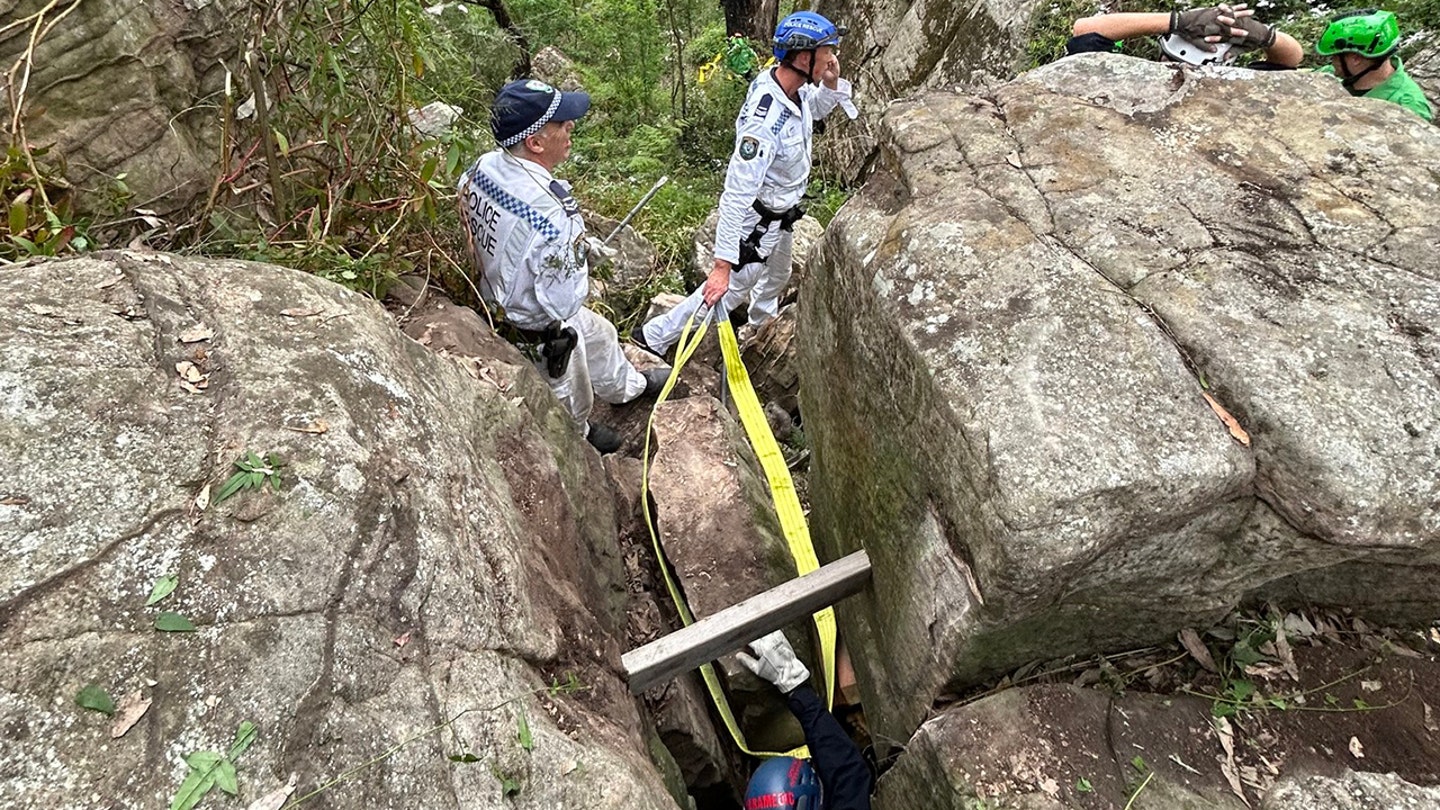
[[458, 150, 646, 430], [641, 68, 857, 352]]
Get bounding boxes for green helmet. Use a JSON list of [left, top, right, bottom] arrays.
[[1316, 9, 1401, 58]]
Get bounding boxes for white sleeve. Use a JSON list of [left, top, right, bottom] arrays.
[[807, 78, 858, 121], [714, 115, 780, 265], [529, 223, 588, 323]]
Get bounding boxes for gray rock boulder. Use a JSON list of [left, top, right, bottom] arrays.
[[0, 0, 249, 216], [0, 251, 677, 809], [813, 0, 1039, 178], [799, 54, 1440, 746], [1262, 771, 1440, 809]]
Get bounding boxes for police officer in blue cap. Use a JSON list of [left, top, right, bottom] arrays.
[[637, 12, 858, 356], [738, 630, 872, 809], [458, 79, 667, 453]]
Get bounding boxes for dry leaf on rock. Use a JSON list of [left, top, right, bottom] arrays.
[[393, 630, 412, 648], [1274, 622, 1298, 681], [1282, 613, 1317, 639], [194, 484, 211, 512], [1, 494, 30, 506], [178, 324, 214, 344], [1202, 393, 1251, 446], [1179, 628, 1218, 673], [285, 420, 330, 435], [1361, 680, 1382, 692], [1348, 736, 1365, 758], [110, 691, 152, 738], [1214, 716, 1251, 807], [280, 306, 325, 318], [1006, 150, 1024, 169], [1424, 703, 1437, 732], [245, 774, 298, 810]]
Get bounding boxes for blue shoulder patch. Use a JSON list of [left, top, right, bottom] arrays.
[[549, 180, 580, 217]]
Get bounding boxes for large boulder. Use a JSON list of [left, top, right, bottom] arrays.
[[0, 0, 250, 216], [813, 0, 1040, 178], [0, 251, 677, 808], [799, 54, 1440, 745]]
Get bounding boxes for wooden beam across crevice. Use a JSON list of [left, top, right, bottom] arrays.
[[622, 550, 872, 694]]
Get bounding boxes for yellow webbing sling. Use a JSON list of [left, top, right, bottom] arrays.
[[640, 308, 837, 758]]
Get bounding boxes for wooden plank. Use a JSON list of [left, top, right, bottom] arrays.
[[622, 550, 872, 694]]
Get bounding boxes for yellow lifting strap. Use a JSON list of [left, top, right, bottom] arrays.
[[640, 307, 837, 759]]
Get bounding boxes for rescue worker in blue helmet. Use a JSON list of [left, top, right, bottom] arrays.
[[636, 11, 859, 356], [458, 79, 668, 454], [738, 631, 872, 809]]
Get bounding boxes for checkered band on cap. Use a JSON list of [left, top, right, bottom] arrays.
[[497, 90, 562, 148]]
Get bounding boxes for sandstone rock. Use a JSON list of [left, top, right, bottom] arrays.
[[813, 0, 1038, 180], [741, 303, 801, 416], [587, 210, 662, 309], [1262, 771, 1440, 809], [533, 45, 583, 91], [0, 0, 250, 216], [648, 396, 812, 751], [799, 55, 1440, 745], [1405, 39, 1440, 112], [0, 251, 677, 809]]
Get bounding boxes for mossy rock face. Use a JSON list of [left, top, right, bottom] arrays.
[[799, 55, 1440, 747], [0, 251, 677, 809]]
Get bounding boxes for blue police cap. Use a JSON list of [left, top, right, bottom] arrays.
[[491, 79, 590, 148]]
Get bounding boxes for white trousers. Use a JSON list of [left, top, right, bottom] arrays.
[[534, 307, 647, 431], [641, 230, 794, 354]]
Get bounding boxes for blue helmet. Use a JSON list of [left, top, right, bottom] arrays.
[[744, 756, 821, 810], [773, 11, 846, 60]]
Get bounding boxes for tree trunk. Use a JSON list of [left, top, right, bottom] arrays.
[[720, 0, 778, 45], [459, 0, 532, 78]]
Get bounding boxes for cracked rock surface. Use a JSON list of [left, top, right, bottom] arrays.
[[0, 0, 247, 217], [799, 55, 1440, 746], [0, 251, 677, 809]]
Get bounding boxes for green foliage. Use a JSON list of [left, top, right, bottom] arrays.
[[1, 145, 89, 261], [215, 451, 284, 504], [147, 574, 179, 607], [76, 684, 116, 716], [169, 722, 257, 810], [155, 611, 198, 633]]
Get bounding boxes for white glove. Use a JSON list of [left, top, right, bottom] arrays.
[[582, 236, 617, 266], [736, 630, 810, 694]]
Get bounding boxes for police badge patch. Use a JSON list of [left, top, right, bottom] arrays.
[[738, 136, 759, 160]]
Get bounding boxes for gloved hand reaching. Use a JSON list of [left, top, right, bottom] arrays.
[[1219, 5, 1277, 49], [736, 630, 811, 694], [582, 236, 618, 266], [1169, 7, 1230, 51]]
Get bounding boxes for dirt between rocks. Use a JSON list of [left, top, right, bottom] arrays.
[[916, 622, 1440, 809]]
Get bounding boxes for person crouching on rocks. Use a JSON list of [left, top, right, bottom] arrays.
[[1067, 3, 1303, 69], [457, 79, 668, 454]]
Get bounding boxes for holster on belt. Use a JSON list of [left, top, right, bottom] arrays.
[[492, 314, 579, 379]]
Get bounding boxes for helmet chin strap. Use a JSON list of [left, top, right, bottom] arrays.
[[779, 52, 818, 86], [1337, 54, 1386, 91]]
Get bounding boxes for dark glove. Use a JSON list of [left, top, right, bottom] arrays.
[[1169, 8, 1227, 51], [1226, 13, 1277, 49]]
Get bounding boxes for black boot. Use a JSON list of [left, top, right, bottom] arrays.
[[586, 422, 623, 454], [641, 367, 671, 398]]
